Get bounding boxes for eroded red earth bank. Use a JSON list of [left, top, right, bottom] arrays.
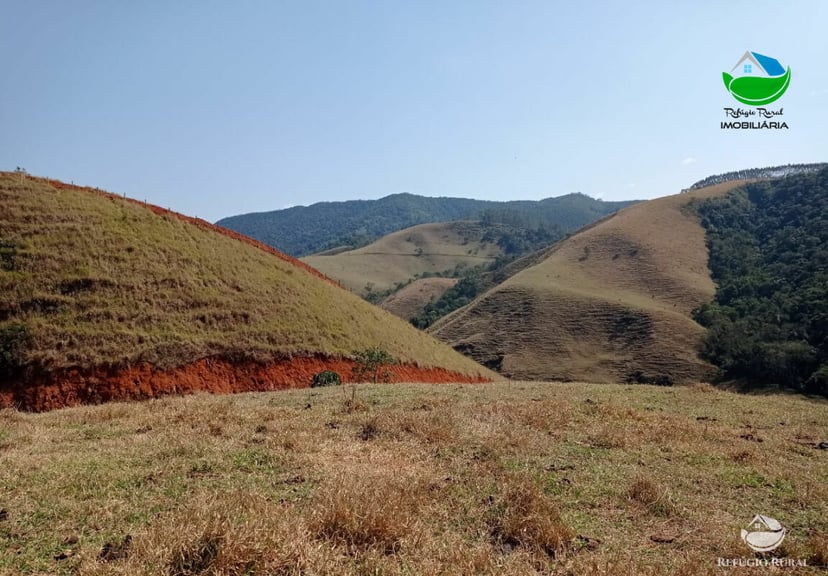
[[0, 356, 491, 412]]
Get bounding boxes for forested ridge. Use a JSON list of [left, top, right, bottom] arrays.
[[686, 162, 826, 191], [693, 168, 828, 395], [217, 192, 637, 256]]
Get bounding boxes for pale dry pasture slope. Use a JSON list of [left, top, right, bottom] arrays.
[[430, 182, 751, 384], [1, 381, 827, 575], [303, 221, 502, 295]]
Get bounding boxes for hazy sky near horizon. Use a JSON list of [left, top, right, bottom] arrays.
[[2, 1, 826, 222]]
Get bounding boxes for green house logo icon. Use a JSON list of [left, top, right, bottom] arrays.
[[723, 51, 791, 106]]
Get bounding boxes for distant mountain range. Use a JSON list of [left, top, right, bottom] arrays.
[[217, 192, 639, 257]]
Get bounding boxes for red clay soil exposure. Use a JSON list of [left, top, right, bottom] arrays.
[[0, 356, 491, 412]]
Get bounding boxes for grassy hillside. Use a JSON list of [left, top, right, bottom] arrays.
[[1, 382, 826, 575], [431, 182, 748, 383], [218, 192, 637, 257], [0, 173, 493, 408], [379, 277, 458, 320], [303, 221, 503, 295]]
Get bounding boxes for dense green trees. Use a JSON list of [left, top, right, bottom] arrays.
[[411, 274, 482, 329], [686, 163, 825, 191], [217, 193, 636, 257], [693, 169, 828, 395]]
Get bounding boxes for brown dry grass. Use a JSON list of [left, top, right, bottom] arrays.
[[303, 221, 501, 294], [380, 277, 458, 320], [489, 473, 573, 562], [309, 472, 423, 554], [808, 531, 828, 567], [1, 381, 826, 575], [0, 173, 491, 378], [431, 182, 749, 383]]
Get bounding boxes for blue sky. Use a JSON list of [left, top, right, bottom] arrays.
[[2, 1, 826, 222]]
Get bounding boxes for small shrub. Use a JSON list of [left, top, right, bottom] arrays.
[[312, 370, 341, 388], [0, 324, 28, 380], [351, 348, 396, 384]]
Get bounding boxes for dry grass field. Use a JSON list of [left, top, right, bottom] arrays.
[[302, 221, 501, 295], [1, 381, 826, 575], [431, 182, 749, 383]]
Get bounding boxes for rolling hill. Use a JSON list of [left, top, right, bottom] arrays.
[[0, 173, 494, 410], [302, 221, 503, 296], [429, 181, 749, 383], [217, 192, 638, 256], [379, 277, 458, 320]]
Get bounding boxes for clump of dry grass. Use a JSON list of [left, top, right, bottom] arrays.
[[689, 382, 716, 393], [82, 493, 329, 576], [626, 475, 673, 517], [169, 529, 224, 576], [627, 475, 660, 506], [809, 531, 828, 567], [730, 448, 757, 463], [590, 425, 627, 449], [570, 556, 725, 576], [489, 474, 573, 561], [309, 473, 423, 555], [359, 418, 380, 441], [358, 410, 457, 444]]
